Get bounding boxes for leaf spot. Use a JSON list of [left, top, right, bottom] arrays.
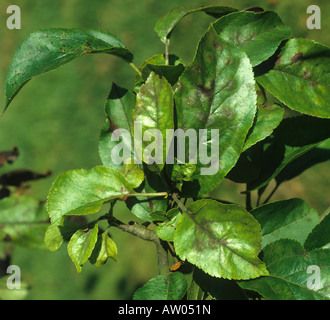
[[291, 52, 303, 63]]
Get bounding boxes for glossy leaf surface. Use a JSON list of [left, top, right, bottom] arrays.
[[213, 11, 291, 66], [5, 28, 133, 109], [174, 26, 256, 195], [251, 198, 320, 248], [257, 38, 330, 118]]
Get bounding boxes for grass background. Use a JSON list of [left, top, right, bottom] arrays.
[[0, 0, 329, 299]]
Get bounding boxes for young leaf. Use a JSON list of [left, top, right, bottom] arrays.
[[174, 26, 257, 195], [99, 83, 136, 170], [213, 11, 291, 67], [47, 166, 134, 225], [44, 220, 80, 252], [133, 272, 188, 300], [132, 72, 174, 170], [238, 239, 330, 300], [251, 198, 320, 248], [304, 213, 330, 251], [135, 54, 185, 89], [121, 162, 144, 189], [0, 196, 49, 249], [67, 224, 99, 273], [154, 5, 237, 43], [257, 38, 330, 118], [90, 231, 117, 266], [174, 199, 268, 280], [156, 212, 182, 242], [5, 28, 133, 110]]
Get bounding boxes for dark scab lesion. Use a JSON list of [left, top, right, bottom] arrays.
[[108, 117, 119, 133], [225, 57, 233, 66], [213, 40, 223, 50], [197, 84, 213, 97], [291, 52, 303, 64], [303, 70, 313, 80], [275, 56, 282, 66]]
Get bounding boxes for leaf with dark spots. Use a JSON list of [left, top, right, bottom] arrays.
[[98, 83, 136, 171], [174, 199, 268, 279], [132, 72, 174, 170], [174, 26, 256, 195], [5, 28, 133, 110], [257, 38, 330, 118], [213, 11, 291, 67], [291, 52, 303, 63]]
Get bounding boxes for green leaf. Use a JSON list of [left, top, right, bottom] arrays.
[[5, 28, 133, 110], [67, 224, 99, 273], [238, 239, 330, 300], [156, 212, 182, 242], [90, 231, 117, 266], [99, 83, 136, 170], [251, 198, 320, 249], [0, 196, 49, 249], [213, 11, 291, 67], [44, 220, 80, 252], [154, 5, 237, 43], [174, 26, 257, 195], [47, 166, 134, 225], [304, 213, 330, 251], [247, 115, 330, 191], [121, 162, 144, 189], [135, 54, 185, 89], [132, 72, 174, 170], [133, 272, 188, 300], [257, 38, 330, 118], [174, 199, 268, 280], [243, 104, 284, 152]]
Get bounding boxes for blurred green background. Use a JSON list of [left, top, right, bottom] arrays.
[[0, 0, 329, 299]]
